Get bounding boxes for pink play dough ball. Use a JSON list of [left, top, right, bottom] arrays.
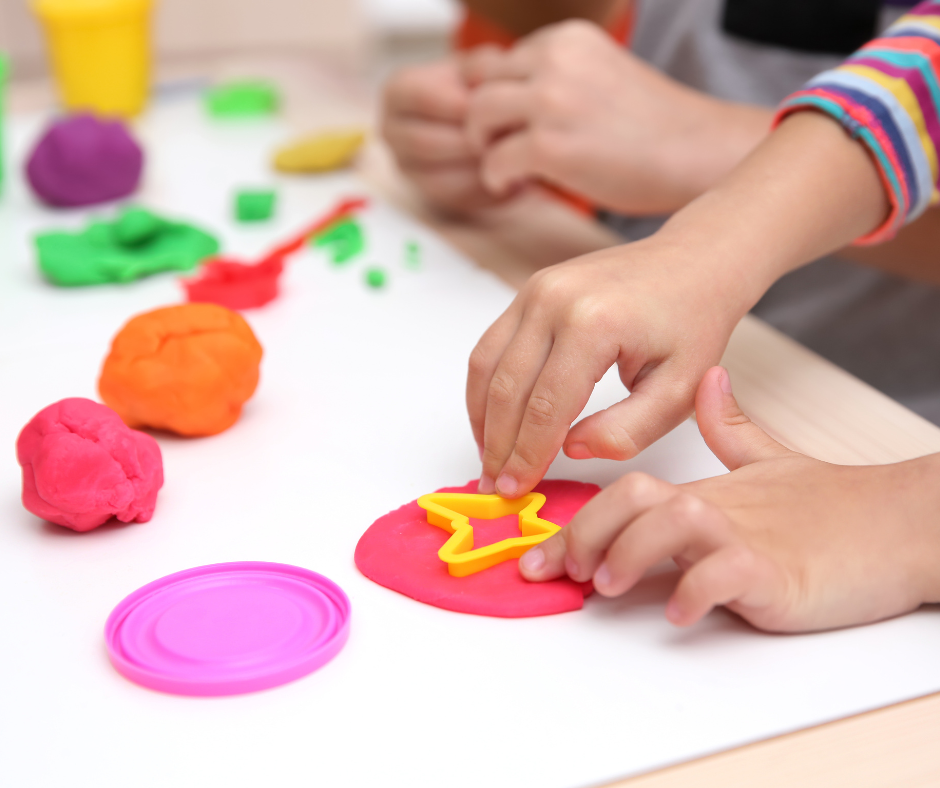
[[16, 398, 164, 532]]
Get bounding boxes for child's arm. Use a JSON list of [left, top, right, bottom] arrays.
[[471, 109, 887, 498], [472, 1, 940, 498], [519, 366, 940, 632]]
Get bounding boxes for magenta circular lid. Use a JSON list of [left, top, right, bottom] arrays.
[[105, 562, 351, 696]]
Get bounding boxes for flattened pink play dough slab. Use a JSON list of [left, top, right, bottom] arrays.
[[106, 562, 351, 696], [355, 479, 599, 618], [16, 398, 163, 531]]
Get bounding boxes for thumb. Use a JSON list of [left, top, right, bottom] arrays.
[[696, 367, 792, 471]]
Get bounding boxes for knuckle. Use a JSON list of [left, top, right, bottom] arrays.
[[594, 421, 641, 461], [467, 343, 491, 380], [723, 544, 757, 576], [528, 268, 568, 305], [488, 372, 519, 408], [524, 393, 560, 429], [568, 296, 614, 335], [533, 82, 570, 117], [667, 494, 711, 528], [614, 472, 659, 502], [509, 440, 543, 474], [480, 445, 504, 469]]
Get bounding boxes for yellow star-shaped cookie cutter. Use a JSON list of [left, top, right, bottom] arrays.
[[417, 492, 560, 577]]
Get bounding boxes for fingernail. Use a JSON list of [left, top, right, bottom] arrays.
[[594, 562, 611, 589], [564, 554, 579, 579], [478, 475, 495, 494], [520, 546, 545, 573], [496, 473, 517, 496], [566, 442, 594, 459], [719, 368, 733, 395], [665, 598, 683, 623]]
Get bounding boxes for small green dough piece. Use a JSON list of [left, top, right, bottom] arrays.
[[404, 239, 421, 269], [205, 81, 279, 117], [36, 211, 220, 287], [312, 217, 365, 264], [365, 267, 387, 289], [113, 206, 165, 247], [235, 190, 277, 222]]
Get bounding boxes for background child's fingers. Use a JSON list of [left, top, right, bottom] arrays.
[[466, 305, 524, 461], [695, 366, 793, 470], [494, 335, 613, 498], [382, 117, 478, 166], [478, 319, 552, 493], [666, 543, 777, 627], [384, 62, 469, 121], [460, 41, 537, 86], [594, 491, 729, 595], [465, 82, 531, 152], [479, 132, 536, 194], [560, 472, 677, 583], [564, 361, 697, 461]]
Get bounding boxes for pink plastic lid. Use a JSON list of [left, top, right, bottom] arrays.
[[105, 562, 351, 696]]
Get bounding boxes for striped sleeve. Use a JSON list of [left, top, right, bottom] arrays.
[[774, 0, 940, 244]]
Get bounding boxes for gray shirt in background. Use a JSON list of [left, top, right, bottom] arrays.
[[604, 0, 940, 424]]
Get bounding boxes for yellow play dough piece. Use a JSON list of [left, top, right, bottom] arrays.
[[272, 129, 366, 173]]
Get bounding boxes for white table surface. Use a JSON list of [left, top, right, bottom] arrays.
[[2, 95, 940, 788]]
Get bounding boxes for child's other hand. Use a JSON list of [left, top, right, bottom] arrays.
[[463, 21, 770, 215], [469, 238, 750, 498], [520, 367, 940, 632], [381, 57, 512, 216]]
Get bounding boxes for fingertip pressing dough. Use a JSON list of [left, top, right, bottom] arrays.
[[16, 398, 163, 532], [26, 113, 143, 207], [355, 479, 599, 618], [98, 303, 263, 436], [272, 129, 365, 173], [35, 206, 219, 286]]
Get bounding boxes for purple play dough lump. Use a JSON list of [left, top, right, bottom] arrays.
[[16, 398, 163, 532], [26, 114, 143, 207]]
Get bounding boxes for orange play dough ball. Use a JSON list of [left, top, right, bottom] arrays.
[[98, 303, 263, 436]]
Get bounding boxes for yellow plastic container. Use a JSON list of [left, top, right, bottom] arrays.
[[31, 0, 153, 117]]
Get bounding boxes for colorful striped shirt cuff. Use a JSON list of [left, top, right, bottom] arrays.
[[774, 0, 940, 245]]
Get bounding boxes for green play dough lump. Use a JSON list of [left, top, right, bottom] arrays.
[[36, 206, 220, 286], [205, 81, 280, 117], [113, 206, 166, 246], [312, 217, 365, 264]]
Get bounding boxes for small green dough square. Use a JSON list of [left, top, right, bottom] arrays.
[[235, 190, 277, 222], [365, 267, 387, 289], [205, 81, 279, 117]]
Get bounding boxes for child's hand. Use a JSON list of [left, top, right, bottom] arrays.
[[469, 238, 752, 498], [381, 57, 511, 216], [462, 20, 770, 215], [520, 367, 940, 632]]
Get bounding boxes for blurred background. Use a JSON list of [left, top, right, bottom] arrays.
[[0, 0, 459, 83]]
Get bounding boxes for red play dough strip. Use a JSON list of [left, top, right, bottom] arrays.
[[182, 196, 369, 310], [355, 479, 599, 618]]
